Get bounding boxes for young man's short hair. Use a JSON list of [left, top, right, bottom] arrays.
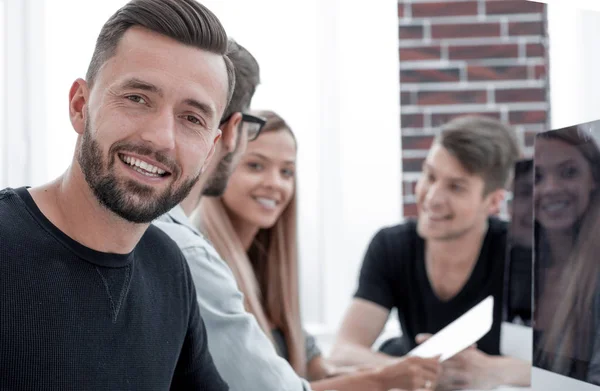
[[436, 115, 521, 194]]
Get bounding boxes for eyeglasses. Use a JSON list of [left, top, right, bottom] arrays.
[[220, 113, 266, 141]]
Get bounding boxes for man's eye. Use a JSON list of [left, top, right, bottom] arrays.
[[127, 95, 147, 104], [186, 115, 201, 125]]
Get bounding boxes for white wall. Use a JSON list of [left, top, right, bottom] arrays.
[[1, 0, 47, 188], [322, 0, 403, 331], [44, 0, 129, 183], [2, 0, 402, 340], [531, 1, 600, 128]]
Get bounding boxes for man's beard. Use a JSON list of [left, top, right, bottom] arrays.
[[78, 120, 199, 223], [202, 151, 233, 197], [203, 122, 247, 197]]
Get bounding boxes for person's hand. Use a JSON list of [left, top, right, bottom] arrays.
[[415, 334, 499, 390], [375, 355, 441, 391], [322, 362, 376, 378], [437, 348, 501, 390]]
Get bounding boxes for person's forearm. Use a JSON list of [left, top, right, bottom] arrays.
[[307, 356, 330, 381], [329, 342, 396, 367], [491, 356, 531, 387], [310, 369, 382, 391]]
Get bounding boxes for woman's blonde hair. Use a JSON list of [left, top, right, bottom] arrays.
[[191, 110, 306, 376]]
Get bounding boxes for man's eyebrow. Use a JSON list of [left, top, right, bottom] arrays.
[[448, 177, 469, 185], [118, 78, 163, 96], [184, 99, 216, 120], [424, 162, 435, 173], [424, 163, 469, 184]]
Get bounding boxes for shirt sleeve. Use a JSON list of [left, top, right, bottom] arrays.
[[171, 256, 229, 390], [303, 330, 322, 364], [354, 228, 396, 310], [182, 244, 311, 391]]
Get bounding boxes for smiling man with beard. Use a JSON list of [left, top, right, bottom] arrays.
[[0, 0, 235, 390], [330, 115, 532, 390]]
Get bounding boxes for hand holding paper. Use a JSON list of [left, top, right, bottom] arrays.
[[407, 296, 494, 362]]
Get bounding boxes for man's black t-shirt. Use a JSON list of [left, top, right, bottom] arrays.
[[355, 217, 507, 356], [0, 187, 228, 390]]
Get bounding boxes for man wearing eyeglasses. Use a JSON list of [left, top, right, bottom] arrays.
[[201, 112, 265, 197], [153, 40, 310, 390]]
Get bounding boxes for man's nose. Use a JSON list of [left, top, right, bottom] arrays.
[[139, 109, 176, 151]]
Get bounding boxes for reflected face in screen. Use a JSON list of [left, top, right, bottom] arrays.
[[76, 27, 229, 223], [222, 130, 296, 230], [534, 138, 596, 233]]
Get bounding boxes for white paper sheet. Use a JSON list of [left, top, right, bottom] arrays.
[[407, 296, 494, 362]]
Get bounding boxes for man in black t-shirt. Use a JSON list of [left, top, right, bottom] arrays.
[[330, 116, 531, 390], [0, 1, 233, 389]]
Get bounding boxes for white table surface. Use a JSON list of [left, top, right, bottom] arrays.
[[464, 387, 530, 391], [465, 324, 533, 391]]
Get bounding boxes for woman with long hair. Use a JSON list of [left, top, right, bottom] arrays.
[[194, 109, 311, 374], [192, 110, 440, 390], [533, 124, 600, 383]]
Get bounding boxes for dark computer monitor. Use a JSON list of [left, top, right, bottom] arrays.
[[533, 121, 600, 389], [503, 159, 533, 327]]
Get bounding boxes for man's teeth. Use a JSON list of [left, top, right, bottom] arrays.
[[427, 214, 449, 221], [121, 155, 166, 175], [256, 197, 277, 208]]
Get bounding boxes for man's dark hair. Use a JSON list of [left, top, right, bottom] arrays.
[[86, 0, 235, 104], [201, 39, 260, 197], [437, 115, 521, 195], [220, 39, 260, 120]]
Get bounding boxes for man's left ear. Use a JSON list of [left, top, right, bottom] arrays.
[[219, 112, 243, 154], [486, 188, 506, 216]]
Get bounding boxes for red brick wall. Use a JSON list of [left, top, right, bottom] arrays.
[[399, 0, 549, 217]]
